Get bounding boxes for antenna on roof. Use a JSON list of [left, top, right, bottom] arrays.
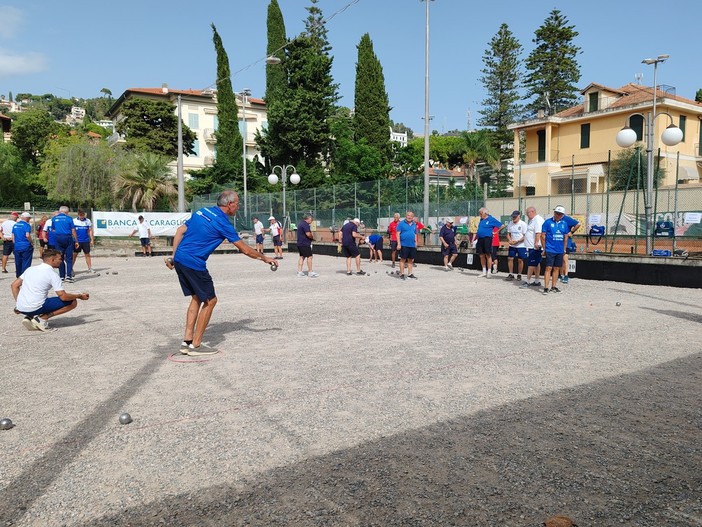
[[634, 73, 643, 85]]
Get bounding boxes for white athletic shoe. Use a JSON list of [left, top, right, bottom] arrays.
[[31, 316, 51, 332], [308, 272, 319, 278], [296, 271, 306, 277], [186, 343, 218, 356]]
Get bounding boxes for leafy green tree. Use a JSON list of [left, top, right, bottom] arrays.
[[47, 98, 73, 121], [265, 0, 339, 186], [11, 107, 63, 165], [0, 142, 31, 205], [524, 9, 581, 117], [100, 88, 113, 100], [328, 107, 388, 183], [115, 97, 196, 159], [608, 147, 664, 191], [210, 23, 243, 185], [696, 89, 702, 103], [479, 23, 523, 157], [42, 135, 130, 209], [265, 0, 288, 105], [115, 152, 177, 211], [462, 129, 501, 181], [354, 33, 391, 169]]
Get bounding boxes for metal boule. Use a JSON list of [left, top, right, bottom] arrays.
[[119, 413, 132, 425], [0, 418, 15, 430], [270, 262, 278, 272], [616, 302, 621, 306]]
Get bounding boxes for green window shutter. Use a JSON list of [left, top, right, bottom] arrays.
[[588, 92, 598, 112], [580, 123, 591, 149], [537, 130, 545, 162], [630, 114, 644, 141], [679, 115, 686, 142]]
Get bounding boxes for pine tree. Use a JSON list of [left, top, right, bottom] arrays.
[[265, 0, 287, 104], [266, 0, 338, 186], [353, 33, 391, 172], [211, 23, 243, 185], [478, 23, 523, 158], [524, 9, 581, 117]]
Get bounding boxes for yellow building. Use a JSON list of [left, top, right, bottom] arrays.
[[509, 83, 702, 197]]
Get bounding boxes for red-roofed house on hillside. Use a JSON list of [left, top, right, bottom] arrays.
[[508, 83, 702, 196], [106, 84, 268, 174]]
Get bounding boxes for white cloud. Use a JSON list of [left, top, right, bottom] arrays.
[[0, 6, 23, 39], [0, 48, 47, 76]]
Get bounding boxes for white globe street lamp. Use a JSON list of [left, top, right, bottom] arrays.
[[269, 164, 300, 223], [614, 54, 682, 255]]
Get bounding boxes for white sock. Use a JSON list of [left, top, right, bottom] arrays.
[[482, 268, 487, 274]]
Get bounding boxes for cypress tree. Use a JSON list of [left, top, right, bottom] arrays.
[[353, 33, 391, 171], [211, 23, 243, 185], [524, 9, 581, 117], [265, 0, 287, 104], [478, 23, 523, 158]]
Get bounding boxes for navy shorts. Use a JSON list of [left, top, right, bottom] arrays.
[[273, 235, 282, 247], [399, 246, 417, 260], [373, 238, 384, 251], [390, 240, 398, 251], [527, 248, 542, 267], [140, 238, 151, 247], [544, 252, 564, 268], [174, 261, 216, 301], [508, 247, 527, 259], [2, 241, 13, 256], [19, 296, 74, 317], [75, 241, 91, 254], [297, 245, 313, 258], [342, 244, 360, 258], [441, 243, 458, 256], [256, 234, 264, 244], [476, 237, 492, 255]]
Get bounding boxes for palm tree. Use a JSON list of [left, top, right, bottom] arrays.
[[461, 129, 501, 180], [115, 153, 177, 211]]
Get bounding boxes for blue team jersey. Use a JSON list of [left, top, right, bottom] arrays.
[[52, 213, 74, 236], [174, 207, 240, 271], [73, 217, 92, 242], [296, 221, 312, 247], [368, 234, 382, 245], [562, 214, 579, 231], [542, 218, 570, 254], [396, 220, 417, 247], [12, 221, 32, 250], [477, 215, 502, 238]]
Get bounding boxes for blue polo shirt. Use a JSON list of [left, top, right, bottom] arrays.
[[440, 225, 456, 245], [396, 220, 417, 247], [52, 212, 75, 236], [563, 214, 579, 231], [296, 220, 312, 247], [12, 221, 32, 251], [73, 217, 92, 243], [368, 234, 382, 245], [340, 222, 358, 246], [174, 207, 240, 271], [477, 215, 503, 238], [542, 217, 569, 254]]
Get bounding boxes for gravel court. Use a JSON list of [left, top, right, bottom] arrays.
[[1, 252, 701, 526]]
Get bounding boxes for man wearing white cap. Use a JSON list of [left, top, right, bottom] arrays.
[[440, 218, 458, 271], [1, 211, 18, 273], [266, 216, 284, 259], [12, 212, 34, 277], [339, 218, 366, 275], [539, 206, 571, 294]]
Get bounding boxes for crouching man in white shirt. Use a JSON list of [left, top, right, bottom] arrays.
[[11, 248, 90, 332]]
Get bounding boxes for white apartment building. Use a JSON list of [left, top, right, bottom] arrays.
[[390, 127, 408, 148], [106, 84, 267, 173]]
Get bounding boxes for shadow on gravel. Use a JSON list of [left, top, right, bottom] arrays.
[[639, 306, 702, 324], [0, 349, 168, 525], [78, 353, 701, 527], [50, 314, 102, 328], [205, 320, 282, 340], [609, 288, 702, 309]]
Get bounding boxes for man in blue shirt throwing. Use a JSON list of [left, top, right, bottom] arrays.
[[166, 190, 277, 355], [540, 206, 571, 295], [475, 207, 503, 278], [396, 210, 419, 280]]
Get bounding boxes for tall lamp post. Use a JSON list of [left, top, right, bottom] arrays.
[[240, 88, 252, 223], [615, 54, 682, 254], [421, 0, 434, 226], [268, 165, 300, 224]]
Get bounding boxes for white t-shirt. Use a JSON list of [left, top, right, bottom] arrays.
[[269, 222, 281, 237], [16, 263, 64, 312], [137, 221, 150, 238], [507, 220, 528, 248], [42, 218, 52, 234], [525, 214, 545, 249], [1, 219, 16, 240], [253, 220, 264, 235]]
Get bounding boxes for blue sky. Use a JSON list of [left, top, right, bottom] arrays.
[[1, 0, 699, 133]]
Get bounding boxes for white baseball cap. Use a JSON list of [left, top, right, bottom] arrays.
[[353, 218, 360, 224], [20, 212, 32, 218], [553, 206, 566, 214], [268, 216, 276, 221]]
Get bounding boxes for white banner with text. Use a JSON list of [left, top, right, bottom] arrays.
[[92, 212, 191, 237]]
